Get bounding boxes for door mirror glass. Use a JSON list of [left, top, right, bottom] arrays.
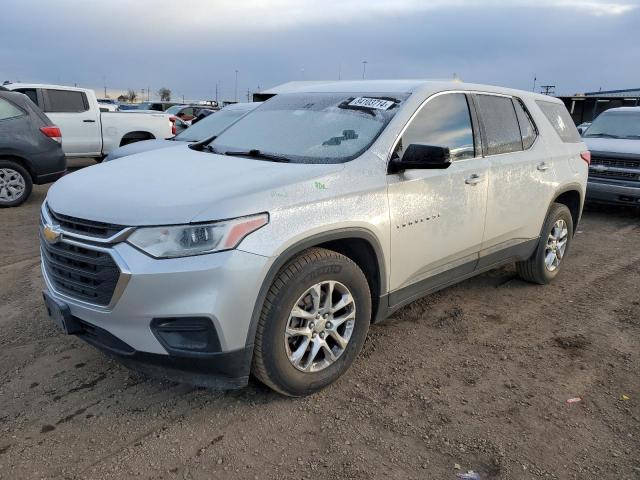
[[389, 144, 451, 173]]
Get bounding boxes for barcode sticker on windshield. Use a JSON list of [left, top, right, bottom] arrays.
[[348, 97, 395, 110]]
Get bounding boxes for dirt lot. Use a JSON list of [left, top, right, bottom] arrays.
[[1, 169, 639, 479]]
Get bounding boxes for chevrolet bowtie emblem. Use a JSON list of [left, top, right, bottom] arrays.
[[43, 224, 62, 244]]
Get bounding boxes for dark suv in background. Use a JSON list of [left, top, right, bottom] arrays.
[[0, 90, 66, 207], [582, 107, 640, 206]]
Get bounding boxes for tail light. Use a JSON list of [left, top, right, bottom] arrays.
[[169, 116, 176, 135], [40, 126, 62, 143], [580, 151, 591, 165]]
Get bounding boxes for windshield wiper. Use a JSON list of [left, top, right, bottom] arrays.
[[224, 149, 291, 163], [585, 133, 620, 138], [188, 136, 218, 151]]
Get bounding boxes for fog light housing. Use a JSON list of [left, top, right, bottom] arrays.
[[151, 317, 221, 357]]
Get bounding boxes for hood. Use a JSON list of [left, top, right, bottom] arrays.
[[105, 139, 180, 161], [47, 145, 344, 226], [583, 137, 640, 156]]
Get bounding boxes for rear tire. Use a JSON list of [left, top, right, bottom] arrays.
[[516, 203, 573, 284], [0, 160, 32, 208], [252, 248, 371, 397]]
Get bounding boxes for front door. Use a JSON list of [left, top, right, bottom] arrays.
[[387, 92, 489, 306]]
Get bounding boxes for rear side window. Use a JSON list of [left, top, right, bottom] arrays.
[[475, 94, 522, 155], [535, 100, 581, 143], [0, 98, 24, 120], [397, 93, 475, 161], [45, 89, 89, 113], [16, 88, 39, 107], [513, 99, 537, 149]]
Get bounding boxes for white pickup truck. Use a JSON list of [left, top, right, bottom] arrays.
[[5, 83, 173, 160]]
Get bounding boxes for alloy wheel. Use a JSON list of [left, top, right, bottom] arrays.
[[284, 280, 356, 373], [0, 168, 26, 203], [544, 219, 568, 272]]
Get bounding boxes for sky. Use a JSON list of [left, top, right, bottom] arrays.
[[1, 0, 638, 102]]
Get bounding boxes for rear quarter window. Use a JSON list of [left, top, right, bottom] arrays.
[[0, 98, 25, 121], [535, 100, 581, 143]]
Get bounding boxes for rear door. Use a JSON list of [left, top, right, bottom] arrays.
[[42, 88, 101, 156], [387, 92, 490, 304], [474, 93, 553, 264]]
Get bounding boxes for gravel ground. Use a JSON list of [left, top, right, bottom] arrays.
[[0, 173, 639, 479]]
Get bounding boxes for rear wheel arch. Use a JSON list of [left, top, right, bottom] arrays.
[[551, 186, 583, 234], [245, 228, 387, 349], [0, 154, 35, 180], [119, 131, 155, 147]]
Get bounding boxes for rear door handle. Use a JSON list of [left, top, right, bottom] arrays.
[[83, 119, 96, 123], [465, 173, 484, 186], [537, 161, 550, 171]]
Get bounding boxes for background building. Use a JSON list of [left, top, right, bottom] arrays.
[[558, 88, 640, 124]]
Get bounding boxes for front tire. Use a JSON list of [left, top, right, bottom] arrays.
[[0, 160, 32, 208], [516, 203, 573, 284], [252, 248, 371, 397]]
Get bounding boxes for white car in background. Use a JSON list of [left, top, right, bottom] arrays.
[[5, 84, 173, 161], [97, 98, 119, 112], [105, 102, 261, 161]]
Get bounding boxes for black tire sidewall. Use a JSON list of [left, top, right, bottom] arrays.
[[0, 160, 33, 208], [260, 254, 371, 396], [534, 204, 573, 282]]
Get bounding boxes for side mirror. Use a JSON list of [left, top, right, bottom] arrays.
[[389, 144, 451, 173], [577, 127, 584, 135]]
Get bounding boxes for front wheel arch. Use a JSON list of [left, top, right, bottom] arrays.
[[245, 228, 387, 350]]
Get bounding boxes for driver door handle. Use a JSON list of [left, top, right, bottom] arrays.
[[465, 173, 484, 186], [537, 161, 550, 171], [83, 119, 96, 123]]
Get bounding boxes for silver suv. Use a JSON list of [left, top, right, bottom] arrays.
[[40, 80, 589, 396]]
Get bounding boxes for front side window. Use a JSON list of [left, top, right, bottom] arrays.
[[45, 89, 88, 113], [583, 110, 640, 140], [211, 92, 408, 164], [0, 98, 24, 120], [535, 100, 581, 143], [514, 99, 538, 149], [475, 94, 523, 156], [395, 93, 475, 161]]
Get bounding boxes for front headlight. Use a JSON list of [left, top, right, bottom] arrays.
[[127, 213, 268, 258]]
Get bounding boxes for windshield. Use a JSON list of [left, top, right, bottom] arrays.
[[175, 107, 255, 142], [210, 92, 408, 164], [165, 105, 186, 115], [585, 111, 640, 139]]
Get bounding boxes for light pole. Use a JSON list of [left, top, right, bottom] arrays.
[[362, 61, 368, 79], [234, 70, 239, 102]]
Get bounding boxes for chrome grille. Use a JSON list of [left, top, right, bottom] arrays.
[[47, 205, 125, 239], [590, 155, 640, 182]]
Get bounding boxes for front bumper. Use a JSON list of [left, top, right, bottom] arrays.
[[42, 238, 270, 386], [586, 179, 640, 206]]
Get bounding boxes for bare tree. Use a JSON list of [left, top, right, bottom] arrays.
[[127, 89, 138, 103], [157, 87, 171, 102]]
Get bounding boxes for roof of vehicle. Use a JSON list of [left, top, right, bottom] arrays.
[[597, 106, 640, 113], [4, 83, 90, 93], [266, 79, 561, 102], [221, 102, 261, 111]]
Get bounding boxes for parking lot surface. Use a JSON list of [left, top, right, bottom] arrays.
[[1, 176, 639, 479]]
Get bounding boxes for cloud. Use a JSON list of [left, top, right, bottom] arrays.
[[0, 0, 638, 100]]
